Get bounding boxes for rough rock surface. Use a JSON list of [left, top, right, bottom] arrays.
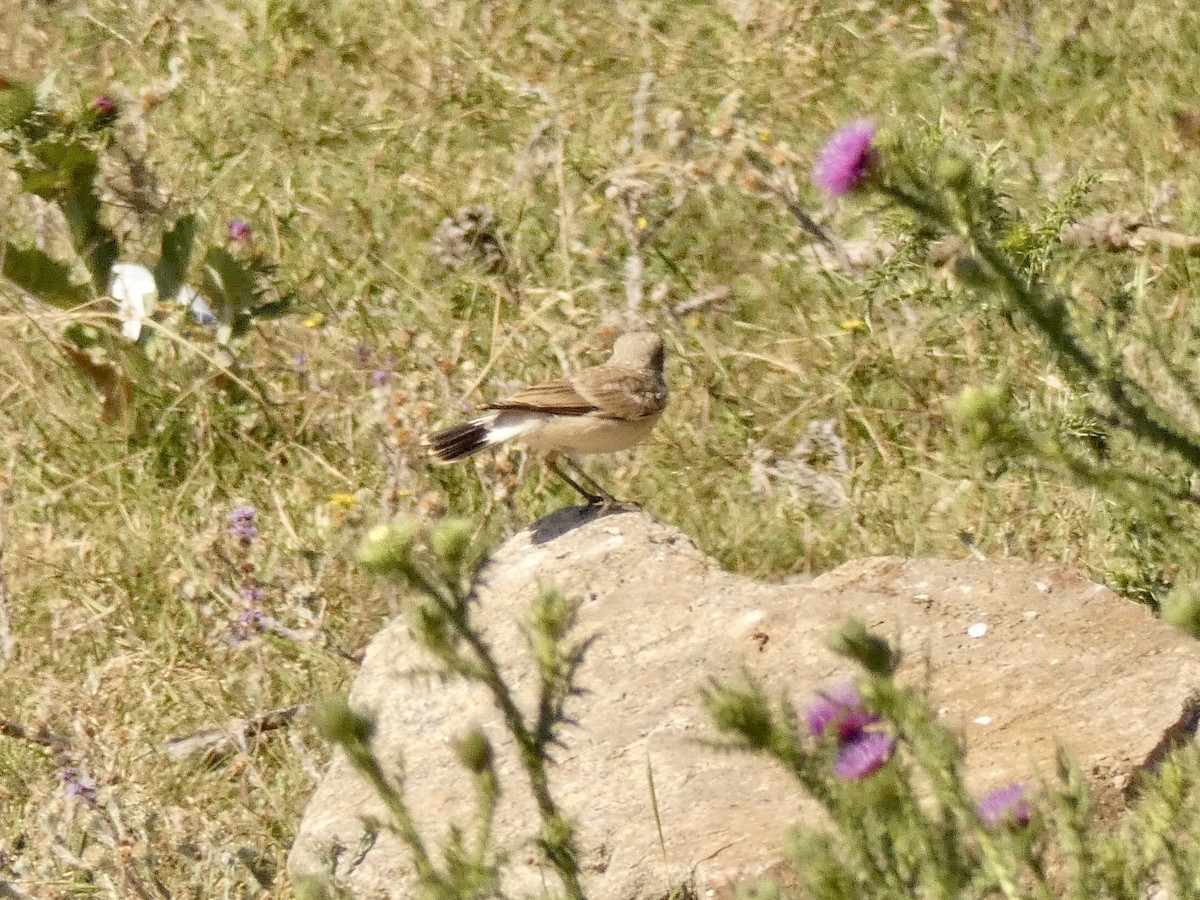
[[289, 508, 1200, 898]]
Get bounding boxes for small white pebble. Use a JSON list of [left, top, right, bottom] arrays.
[[973, 716, 992, 726], [1023, 610, 1039, 620], [958, 584, 973, 594], [914, 592, 930, 601], [967, 622, 988, 638], [1035, 580, 1052, 593]]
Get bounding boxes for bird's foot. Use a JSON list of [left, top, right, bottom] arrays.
[[593, 496, 640, 512]]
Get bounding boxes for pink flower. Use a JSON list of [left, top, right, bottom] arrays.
[[833, 730, 894, 779], [806, 682, 880, 741], [813, 119, 877, 197], [976, 783, 1032, 827], [228, 219, 252, 241], [90, 95, 117, 115]]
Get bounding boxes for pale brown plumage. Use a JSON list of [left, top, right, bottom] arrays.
[[425, 331, 668, 504], [489, 335, 665, 416]]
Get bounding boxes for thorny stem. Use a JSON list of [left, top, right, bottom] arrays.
[[349, 740, 438, 884], [438, 586, 585, 900], [882, 182, 1200, 472], [974, 233, 1200, 471], [471, 766, 500, 876]]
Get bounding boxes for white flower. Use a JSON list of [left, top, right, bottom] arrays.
[[109, 263, 158, 341], [110, 263, 215, 339], [176, 284, 216, 325]]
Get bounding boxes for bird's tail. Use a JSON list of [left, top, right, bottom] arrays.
[[425, 418, 493, 462], [425, 411, 541, 463], [427, 408, 535, 462]]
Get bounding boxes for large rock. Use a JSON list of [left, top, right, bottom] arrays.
[[289, 508, 1200, 898]]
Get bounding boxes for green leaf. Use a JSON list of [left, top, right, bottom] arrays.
[[62, 322, 106, 350], [58, 168, 118, 288], [153, 214, 197, 301], [22, 138, 118, 289], [2, 243, 88, 308], [85, 232, 121, 293], [200, 247, 257, 325], [18, 170, 64, 196], [29, 138, 96, 179], [251, 294, 294, 320], [0, 79, 37, 131]]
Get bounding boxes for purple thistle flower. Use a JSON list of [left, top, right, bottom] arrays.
[[372, 369, 389, 386], [813, 119, 878, 197], [806, 682, 880, 741], [229, 505, 258, 545], [90, 95, 117, 115], [976, 782, 1032, 827], [229, 607, 267, 648], [355, 344, 373, 364], [293, 352, 309, 370], [228, 219, 252, 241], [833, 730, 894, 780], [61, 767, 98, 803], [240, 583, 265, 603]]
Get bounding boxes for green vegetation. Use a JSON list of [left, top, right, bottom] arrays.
[[3, 0, 1200, 895], [320, 529, 1200, 899]]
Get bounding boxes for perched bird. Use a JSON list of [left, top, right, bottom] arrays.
[[425, 331, 668, 505]]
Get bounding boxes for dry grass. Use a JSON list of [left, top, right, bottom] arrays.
[[3, 0, 1200, 894]]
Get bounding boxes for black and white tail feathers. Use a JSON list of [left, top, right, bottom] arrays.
[[425, 418, 493, 462], [426, 410, 541, 462]]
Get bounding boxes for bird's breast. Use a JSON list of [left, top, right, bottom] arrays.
[[513, 409, 663, 454]]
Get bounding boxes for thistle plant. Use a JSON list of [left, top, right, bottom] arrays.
[[807, 118, 1200, 626], [705, 619, 1200, 899], [311, 523, 1200, 900], [308, 520, 590, 900]]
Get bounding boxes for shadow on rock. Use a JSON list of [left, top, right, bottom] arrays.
[[529, 502, 639, 545]]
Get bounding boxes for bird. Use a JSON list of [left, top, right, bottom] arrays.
[[424, 331, 668, 505]]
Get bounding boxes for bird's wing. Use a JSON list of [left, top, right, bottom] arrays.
[[486, 378, 598, 416], [572, 367, 667, 420]]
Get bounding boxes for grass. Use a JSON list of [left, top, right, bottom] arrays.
[[3, 0, 1200, 895]]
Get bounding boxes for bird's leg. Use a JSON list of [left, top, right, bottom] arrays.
[[546, 453, 611, 506], [560, 455, 620, 506]]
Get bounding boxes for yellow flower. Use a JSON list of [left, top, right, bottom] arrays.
[[328, 492, 359, 507], [304, 311, 326, 328], [839, 318, 867, 332], [636, 216, 648, 231], [757, 128, 771, 142]]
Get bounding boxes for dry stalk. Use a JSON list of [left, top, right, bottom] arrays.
[[0, 439, 16, 666]]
